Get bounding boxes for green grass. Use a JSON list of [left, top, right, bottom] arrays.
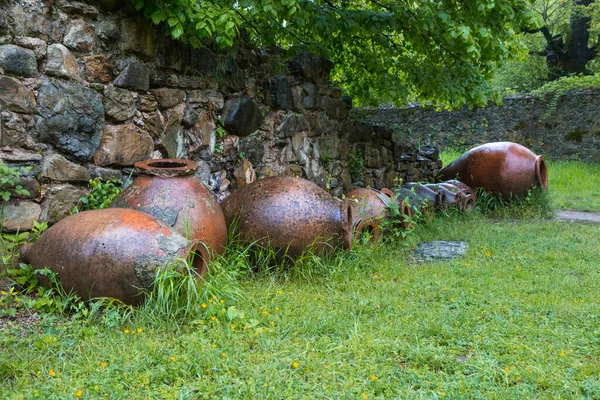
[[2, 214, 600, 398], [1, 153, 599, 398], [546, 160, 600, 212]]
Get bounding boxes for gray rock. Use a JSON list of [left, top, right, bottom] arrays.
[[2, 201, 41, 232], [182, 106, 199, 128], [63, 19, 96, 52], [0, 44, 37, 77], [194, 160, 212, 187], [222, 97, 263, 137], [43, 183, 86, 224], [0, 111, 37, 148], [160, 104, 187, 158], [0, 76, 36, 113], [277, 113, 309, 139], [36, 77, 104, 161], [302, 82, 320, 109], [93, 123, 154, 167], [45, 43, 81, 80], [206, 90, 224, 110], [264, 76, 292, 110], [13, 36, 47, 59], [151, 88, 186, 109], [222, 56, 245, 92], [290, 52, 333, 84], [119, 17, 156, 60], [142, 110, 165, 139], [41, 153, 90, 182], [114, 59, 150, 91], [0, 148, 42, 162], [188, 90, 209, 104], [155, 38, 189, 72], [96, 19, 120, 41], [188, 46, 218, 75], [239, 133, 265, 166], [138, 94, 158, 112], [412, 241, 469, 263], [321, 96, 348, 120], [103, 86, 136, 122], [90, 165, 123, 181], [56, 0, 99, 17]]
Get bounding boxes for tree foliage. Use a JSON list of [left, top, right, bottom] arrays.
[[132, 0, 542, 108]]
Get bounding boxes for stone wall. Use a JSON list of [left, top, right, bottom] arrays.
[[0, 0, 441, 232], [355, 91, 600, 162]]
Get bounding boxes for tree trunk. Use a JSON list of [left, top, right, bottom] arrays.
[[544, 0, 596, 79]]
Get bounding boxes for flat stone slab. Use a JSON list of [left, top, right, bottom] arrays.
[[555, 210, 600, 224], [412, 241, 469, 264]]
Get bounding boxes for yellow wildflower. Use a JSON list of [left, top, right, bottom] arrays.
[[370, 375, 377, 381], [49, 370, 56, 377], [201, 303, 207, 308], [101, 362, 108, 368], [170, 356, 176, 362], [137, 328, 143, 333], [76, 390, 83, 397], [292, 361, 299, 369]]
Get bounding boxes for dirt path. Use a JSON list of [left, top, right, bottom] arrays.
[[555, 210, 600, 224]]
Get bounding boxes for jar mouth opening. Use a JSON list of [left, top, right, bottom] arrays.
[[535, 156, 549, 190], [135, 158, 198, 177]]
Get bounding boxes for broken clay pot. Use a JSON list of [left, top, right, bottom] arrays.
[[111, 159, 227, 258], [440, 142, 548, 199], [19, 208, 208, 305], [221, 176, 352, 258], [346, 188, 412, 233]]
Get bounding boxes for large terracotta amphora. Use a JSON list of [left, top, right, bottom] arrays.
[[440, 142, 548, 200], [19, 208, 208, 305], [221, 176, 352, 258], [111, 159, 227, 259]]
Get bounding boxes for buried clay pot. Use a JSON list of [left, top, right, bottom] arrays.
[[394, 187, 435, 221], [441, 181, 477, 212], [440, 142, 548, 200], [404, 183, 448, 211], [346, 188, 412, 235], [424, 183, 467, 212], [111, 159, 227, 259], [221, 176, 353, 258], [19, 208, 208, 305]]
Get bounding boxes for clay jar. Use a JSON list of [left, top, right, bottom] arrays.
[[221, 176, 352, 258], [440, 142, 548, 199], [346, 188, 412, 232], [111, 159, 227, 259], [19, 208, 208, 305], [404, 183, 448, 211]]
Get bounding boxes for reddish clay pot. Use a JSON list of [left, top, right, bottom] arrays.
[[19, 208, 208, 305], [111, 159, 227, 258], [404, 183, 448, 211], [221, 176, 352, 258], [346, 188, 412, 232], [440, 142, 548, 199]]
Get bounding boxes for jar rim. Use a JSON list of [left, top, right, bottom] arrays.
[[134, 158, 198, 177]]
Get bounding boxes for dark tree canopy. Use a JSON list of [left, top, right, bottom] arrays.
[[133, 0, 542, 108]]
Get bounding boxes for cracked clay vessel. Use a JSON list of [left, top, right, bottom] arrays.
[[19, 208, 208, 305], [440, 142, 548, 200], [221, 176, 352, 258], [111, 159, 227, 258]]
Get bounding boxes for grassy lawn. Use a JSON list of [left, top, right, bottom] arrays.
[[1, 156, 599, 399]]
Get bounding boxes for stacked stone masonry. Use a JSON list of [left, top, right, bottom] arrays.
[[0, 0, 441, 232], [356, 91, 600, 162]]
